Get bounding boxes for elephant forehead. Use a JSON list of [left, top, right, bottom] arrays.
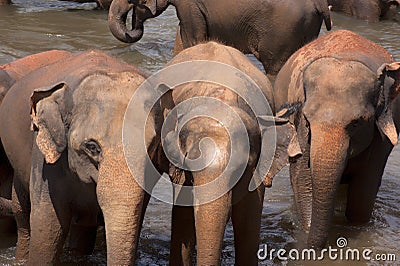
[[303, 58, 377, 122], [73, 71, 145, 103], [304, 58, 376, 96]]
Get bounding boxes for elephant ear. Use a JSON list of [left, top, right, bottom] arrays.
[[254, 103, 302, 188], [375, 62, 400, 146], [30, 83, 69, 164]]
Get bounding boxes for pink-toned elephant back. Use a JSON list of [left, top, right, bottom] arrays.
[[0, 50, 72, 81], [275, 30, 394, 106]]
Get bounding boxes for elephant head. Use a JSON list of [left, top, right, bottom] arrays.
[[108, 0, 170, 43], [300, 58, 400, 248], [29, 65, 160, 264]]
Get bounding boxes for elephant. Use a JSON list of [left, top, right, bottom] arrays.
[[274, 29, 400, 249], [0, 50, 164, 264], [327, 0, 400, 22], [108, 0, 332, 75], [158, 41, 302, 265], [0, 50, 72, 219]]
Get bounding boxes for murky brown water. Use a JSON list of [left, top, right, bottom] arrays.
[[0, 1, 399, 265]]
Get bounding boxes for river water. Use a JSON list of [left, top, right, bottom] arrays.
[[0, 1, 399, 265]]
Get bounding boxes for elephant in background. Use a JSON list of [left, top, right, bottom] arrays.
[[328, 0, 400, 22], [159, 42, 302, 265], [274, 30, 400, 249], [108, 0, 332, 75], [0, 50, 164, 264], [0, 50, 72, 219]]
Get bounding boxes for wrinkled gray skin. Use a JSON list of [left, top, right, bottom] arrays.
[[160, 42, 302, 265], [0, 50, 163, 264], [108, 0, 332, 75], [274, 30, 400, 249], [328, 0, 400, 22]]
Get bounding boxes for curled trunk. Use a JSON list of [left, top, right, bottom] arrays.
[[108, 0, 144, 43], [308, 123, 349, 249]]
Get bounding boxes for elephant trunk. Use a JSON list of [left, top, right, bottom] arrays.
[[308, 123, 349, 249], [108, 0, 144, 43], [194, 192, 231, 265], [97, 148, 145, 265]]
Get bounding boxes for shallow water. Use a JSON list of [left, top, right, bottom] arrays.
[[0, 1, 399, 265]]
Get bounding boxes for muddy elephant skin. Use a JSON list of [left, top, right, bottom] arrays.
[[0, 50, 163, 264], [274, 30, 400, 249], [160, 42, 302, 265], [108, 0, 332, 75]]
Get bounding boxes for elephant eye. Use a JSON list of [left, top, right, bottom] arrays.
[[81, 139, 102, 162]]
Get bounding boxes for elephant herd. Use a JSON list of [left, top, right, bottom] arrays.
[[0, 0, 399, 265]]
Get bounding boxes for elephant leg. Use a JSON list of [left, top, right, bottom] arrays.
[[0, 197, 12, 216], [290, 116, 312, 232], [29, 150, 72, 265], [346, 135, 393, 223], [29, 200, 72, 264], [170, 205, 196, 266], [67, 223, 97, 255], [231, 184, 265, 266], [12, 176, 30, 262], [173, 25, 184, 56]]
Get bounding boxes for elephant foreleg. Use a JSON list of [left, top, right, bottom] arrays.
[[170, 205, 196, 266], [29, 201, 72, 265], [346, 133, 393, 223], [67, 223, 97, 255], [29, 150, 72, 265], [12, 177, 30, 262], [231, 184, 265, 266]]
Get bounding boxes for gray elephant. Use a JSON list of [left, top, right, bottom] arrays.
[[274, 30, 400, 249], [0, 50, 164, 264], [158, 41, 302, 265], [108, 0, 332, 75], [327, 0, 400, 22]]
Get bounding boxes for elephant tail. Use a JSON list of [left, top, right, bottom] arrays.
[[316, 0, 332, 31]]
